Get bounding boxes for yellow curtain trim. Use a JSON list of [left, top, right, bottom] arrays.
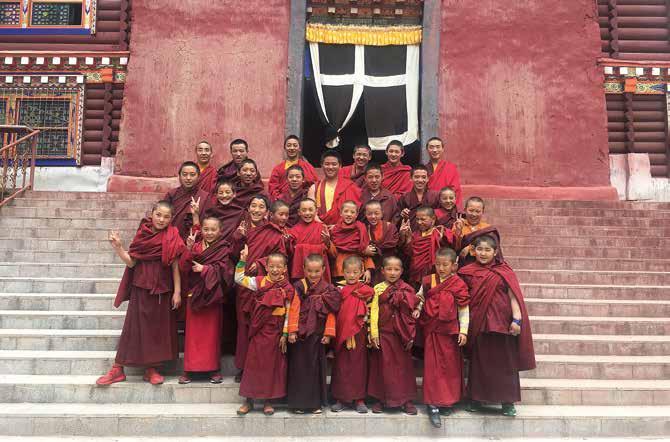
[[306, 23, 422, 46]]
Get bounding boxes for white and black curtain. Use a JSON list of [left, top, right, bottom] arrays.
[[309, 42, 419, 150]]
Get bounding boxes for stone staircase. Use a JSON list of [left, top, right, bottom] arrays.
[[0, 190, 669, 437]]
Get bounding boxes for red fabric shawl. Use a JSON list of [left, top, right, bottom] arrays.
[[216, 160, 239, 182], [335, 282, 374, 349], [200, 195, 247, 241], [293, 279, 341, 338], [380, 280, 418, 346], [435, 206, 459, 229], [114, 220, 185, 307], [268, 159, 318, 199], [330, 220, 370, 254], [406, 227, 454, 283], [248, 277, 294, 338], [244, 221, 291, 276], [426, 160, 462, 208], [367, 221, 399, 260], [359, 188, 397, 223], [458, 261, 536, 371], [315, 178, 362, 225], [381, 162, 413, 200], [339, 164, 367, 188], [395, 189, 440, 231], [276, 186, 308, 228], [196, 164, 219, 193], [420, 274, 469, 336], [179, 238, 233, 311], [287, 220, 331, 281], [459, 226, 504, 268], [232, 176, 266, 209], [164, 185, 209, 241]]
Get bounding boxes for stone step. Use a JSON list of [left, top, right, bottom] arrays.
[[0, 277, 120, 294], [525, 354, 670, 380], [0, 293, 120, 311], [533, 334, 670, 356], [9, 198, 160, 210], [0, 311, 125, 330], [526, 298, 670, 317], [2, 403, 668, 438], [504, 235, 670, 248], [484, 198, 670, 210], [0, 217, 140, 230], [23, 191, 163, 200], [523, 283, 670, 300], [505, 246, 667, 259], [508, 256, 670, 272], [0, 263, 125, 278], [516, 270, 670, 286], [488, 207, 670, 218], [0, 375, 667, 407], [0, 329, 121, 351], [0, 228, 137, 241]]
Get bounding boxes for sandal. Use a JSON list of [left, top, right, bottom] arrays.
[[466, 400, 482, 413], [502, 403, 517, 417], [263, 402, 275, 416], [293, 409, 305, 414], [237, 401, 253, 416], [312, 408, 323, 414]]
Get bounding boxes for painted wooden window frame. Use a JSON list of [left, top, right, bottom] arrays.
[[0, 0, 96, 35]]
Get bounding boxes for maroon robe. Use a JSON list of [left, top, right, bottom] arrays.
[[420, 274, 469, 406], [287, 220, 331, 281], [268, 159, 318, 199], [314, 178, 362, 225], [239, 277, 294, 399], [287, 279, 341, 409], [435, 206, 459, 229], [329, 220, 370, 277], [276, 187, 308, 228], [197, 164, 219, 193], [381, 162, 413, 200], [395, 189, 440, 231], [164, 185, 209, 241], [426, 160, 463, 209], [339, 164, 367, 188], [199, 196, 247, 241], [179, 239, 233, 372], [217, 160, 239, 182], [359, 187, 397, 222], [403, 227, 454, 285], [366, 221, 399, 284], [367, 280, 418, 407], [458, 261, 536, 403], [331, 282, 374, 402], [232, 176, 266, 209], [113, 220, 184, 367]]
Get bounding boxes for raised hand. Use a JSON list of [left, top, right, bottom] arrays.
[[320, 226, 331, 246], [108, 230, 122, 249], [400, 208, 411, 219], [189, 196, 201, 215], [399, 218, 411, 235], [364, 244, 377, 257], [240, 244, 249, 262], [186, 228, 197, 250], [237, 220, 248, 237], [363, 269, 372, 284]]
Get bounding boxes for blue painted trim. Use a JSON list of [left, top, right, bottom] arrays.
[[35, 159, 77, 166], [0, 28, 90, 36]]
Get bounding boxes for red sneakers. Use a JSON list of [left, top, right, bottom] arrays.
[[143, 367, 164, 385], [95, 365, 126, 386]]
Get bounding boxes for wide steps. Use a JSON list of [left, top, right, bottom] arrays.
[[509, 256, 670, 272]]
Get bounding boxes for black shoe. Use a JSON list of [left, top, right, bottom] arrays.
[[427, 406, 441, 428], [439, 406, 453, 416], [234, 370, 243, 383]]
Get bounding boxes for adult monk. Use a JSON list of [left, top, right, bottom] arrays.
[[218, 138, 251, 182], [232, 159, 266, 208], [307, 150, 361, 226], [339, 144, 372, 188], [276, 165, 308, 227], [194, 141, 218, 193], [425, 137, 463, 208], [395, 165, 439, 231], [359, 163, 396, 222], [164, 161, 209, 241], [268, 135, 318, 199], [381, 140, 413, 200]]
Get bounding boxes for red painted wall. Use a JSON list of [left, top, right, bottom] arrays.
[[439, 1, 611, 189], [114, 0, 289, 180]]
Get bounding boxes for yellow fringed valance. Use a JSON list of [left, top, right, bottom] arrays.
[[306, 23, 422, 46]]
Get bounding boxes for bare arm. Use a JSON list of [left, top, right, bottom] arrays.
[[171, 259, 182, 310], [507, 289, 522, 320], [109, 231, 136, 268], [307, 183, 316, 200]]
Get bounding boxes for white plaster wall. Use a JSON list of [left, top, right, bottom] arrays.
[[650, 178, 670, 202], [17, 158, 113, 192]]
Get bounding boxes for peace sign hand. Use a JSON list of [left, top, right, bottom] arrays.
[[186, 228, 197, 250], [108, 230, 122, 249], [189, 196, 201, 215]]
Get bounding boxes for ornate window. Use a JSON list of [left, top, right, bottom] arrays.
[[0, 0, 96, 34]]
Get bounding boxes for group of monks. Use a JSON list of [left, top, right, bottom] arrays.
[[96, 136, 536, 428]]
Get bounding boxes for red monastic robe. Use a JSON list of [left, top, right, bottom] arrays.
[[268, 159, 318, 199], [426, 160, 463, 209], [395, 189, 440, 231], [329, 220, 371, 276], [404, 227, 454, 285], [381, 162, 413, 200], [366, 221, 399, 284], [217, 160, 239, 182], [113, 220, 184, 367], [359, 188, 397, 222], [331, 282, 374, 402], [459, 226, 503, 268], [232, 176, 266, 209], [239, 277, 294, 399], [276, 187, 308, 228], [367, 280, 418, 407], [314, 178, 362, 225], [199, 196, 247, 241], [179, 238, 233, 372], [435, 206, 459, 229], [164, 185, 209, 241], [196, 164, 219, 193], [420, 274, 469, 406], [287, 220, 331, 281], [339, 164, 367, 188]]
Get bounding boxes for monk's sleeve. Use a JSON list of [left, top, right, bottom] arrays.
[[287, 294, 301, 334], [234, 261, 257, 291], [267, 165, 282, 199], [324, 313, 336, 337], [369, 290, 380, 339]]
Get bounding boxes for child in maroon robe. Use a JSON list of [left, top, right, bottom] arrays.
[[458, 234, 535, 417], [425, 136, 463, 208], [276, 165, 309, 227], [96, 201, 184, 386], [235, 250, 294, 416], [413, 247, 469, 428], [287, 254, 341, 413], [287, 198, 331, 282], [178, 217, 233, 384], [330, 256, 374, 414], [362, 200, 399, 285], [368, 255, 419, 415], [164, 161, 209, 241], [381, 140, 413, 200], [400, 206, 455, 288], [196, 180, 246, 241], [435, 186, 460, 229], [232, 158, 266, 208], [395, 164, 440, 231], [325, 200, 374, 283], [268, 135, 318, 199]]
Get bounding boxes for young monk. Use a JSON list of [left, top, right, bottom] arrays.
[[233, 159, 266, 208], [413, 247, 469, 428], [287, 198, 331, 282], [268, 135, 318, 199], [178, 217, 233, 384], [458, 235, 535, 417], [324, 200, 374, 283], [96, 201, 184, 386], [235, 249, 294, 416], [400, 206, 455, 287], [218, 138, 251, 181], [381, 140, 413, 200], [330, 256, 375, 414], [308, 150, 361, 226], [425, 137, 463, 208], [362, 200, 399, 284], [339, 144, 372, 187], [276, 165, 308, 227], [164, 161, 209, 241], [232, 195, 292, 380], [194, 140, 219, 193], [453, 196, 492, 261], [287, 254, 341, 413], [435, 186, 460, 229], [368, 255, 419, 415], [359, 163, 397, 222], [196, 180, 246, 241], [396, 164, 440, 231]]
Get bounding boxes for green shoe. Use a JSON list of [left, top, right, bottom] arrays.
[[439, 406, 453, 416], [501, 403, 516, 417], [466, 400, 482, 413]]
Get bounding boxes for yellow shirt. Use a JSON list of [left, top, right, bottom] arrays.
[[324, 182, 335, 211], [284, 159, 298, 169], [369, 281, 389, 340]]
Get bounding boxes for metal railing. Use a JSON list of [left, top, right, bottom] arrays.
[[0, 125, 40, 208]]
